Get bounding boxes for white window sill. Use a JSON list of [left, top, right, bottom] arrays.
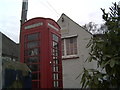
[[62, 55, 79, 60]]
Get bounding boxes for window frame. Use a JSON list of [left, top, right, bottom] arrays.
[[24, 32, 40, 81], [61, 35, 78, 59]]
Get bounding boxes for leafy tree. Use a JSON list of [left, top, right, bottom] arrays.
[[80, 2, 120, 88], [83, 22, 107, 34], [83, 22, 98, 34]]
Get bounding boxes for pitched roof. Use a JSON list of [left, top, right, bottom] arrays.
[[57, 13, 93, 35]]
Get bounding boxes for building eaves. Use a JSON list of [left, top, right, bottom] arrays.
[[57, 13, 93, 36], [1, 32, 18, 44]]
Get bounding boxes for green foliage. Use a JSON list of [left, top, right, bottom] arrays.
[[80, 2, 120, 88]]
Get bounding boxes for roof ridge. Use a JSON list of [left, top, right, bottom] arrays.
[[57, 13, 93, 35]]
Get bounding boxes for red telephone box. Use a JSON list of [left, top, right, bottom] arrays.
[[20, 17, 63, 88]]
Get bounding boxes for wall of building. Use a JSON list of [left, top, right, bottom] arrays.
[[0, 59, 2, 89], [0, 33, 2, 89], [0, 32, 2, 57], [57, 14, 97, 88], [2, 33, 19, 61]]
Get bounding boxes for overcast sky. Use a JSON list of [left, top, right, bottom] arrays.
[[0, 0, 119, 43]]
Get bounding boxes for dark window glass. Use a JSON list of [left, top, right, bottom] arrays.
[[26, 57, 39, 63], [53, 49, 58, 56], [25, 48, 39, 56], [53, 42, 58, 49], [32, 73, 38, 80], [28, 64, 39, 72], [53, 80, 59, 87], [52, 34, 58, 42], [27, 33, 39, 41], [32, 81, 39, 88], [27, 41, 39, 48], [66, 37, 77, 55]]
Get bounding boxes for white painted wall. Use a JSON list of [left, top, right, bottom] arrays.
[[58, 14, 97, 88]]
